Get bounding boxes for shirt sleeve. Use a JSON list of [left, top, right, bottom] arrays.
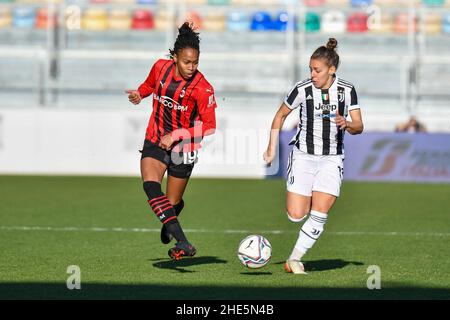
[[348, 86, 359, 111], [284, 85, 301, 110], [196, 85, 217, 115], [137, 61, 159, 98]]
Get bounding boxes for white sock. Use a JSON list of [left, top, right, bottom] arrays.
[[292, 210, 328, 259], [289, 247, 305, 261]]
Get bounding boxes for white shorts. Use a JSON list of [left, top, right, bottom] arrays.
[[286, 148, 344, 197]]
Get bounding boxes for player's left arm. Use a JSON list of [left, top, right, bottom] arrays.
[[335, 86, 363, 135], [345, 108, 364, 135]]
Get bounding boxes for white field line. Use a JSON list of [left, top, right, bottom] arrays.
[[0, 226, 449, 237]]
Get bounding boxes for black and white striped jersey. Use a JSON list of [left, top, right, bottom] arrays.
[[284, 76, 360, 155]]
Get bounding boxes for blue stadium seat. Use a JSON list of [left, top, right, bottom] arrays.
[[273, 11, 296, 32], [443, 14, 450, 34], [227, 11, 250, 32], [137, 0, 158, 4], [250, 11, 273, 31], [351, 0, 372, 7], [13, 7, 35, 28]]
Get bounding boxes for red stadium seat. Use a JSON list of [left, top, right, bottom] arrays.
[[394, 13, 418, 34], [35, 7, 57, 29], [347, 12, 369, 32], [132, 10, 154, 30], [305, 0, 325, 6], [180, 11, 202, 30]]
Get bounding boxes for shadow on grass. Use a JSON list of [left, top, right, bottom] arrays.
[[0, 282, 449, 300], [240, 272, 273, 276], [151, 256, 227, 273], [273, 259, 364, 272]]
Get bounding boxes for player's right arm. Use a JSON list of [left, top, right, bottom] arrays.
[[125, 59, 161, 105], [263, 103, 293, 166]]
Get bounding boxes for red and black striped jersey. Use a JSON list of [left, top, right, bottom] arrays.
[[138, 59, 217, 152]]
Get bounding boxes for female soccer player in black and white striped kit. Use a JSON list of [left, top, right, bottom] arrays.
[[264, 38, 364, 274]]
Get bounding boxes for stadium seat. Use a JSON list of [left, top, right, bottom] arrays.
[[394, 13, 418, 34], [111, 0, 135, 3], [325, 0, 349, 6], [208, 0, 230, 4], [0, 8, 12, 29], [304, 0, 325, 6], [13, 7, 35, 28], [154, 11, 174, 31], [251, 0, 280, 7], [422, 0, 445, 6], [202, 12, 226, 31], [131, 9, 154, 30], [250, 11, 273, 31], [298, 12, 321, 32], [186, 0, 207, 4], [273, 11, 295, 32], [108, 9, 131, 30], [321, 10, 346, 34], [423, 14, 442, 34], [347, 12, 368, 32], [82, 8, 108, 31], [137, 0, 158, 4], [368, 13, 393, 33], [373, 0, 397, 7], [231, 0, 265, 5], [227, 11, 250, 32], [90, 0, 110, 3], [35, 7, 57, 29], [351, 0, 373, 7], [181, 11, 202, 29], [443, 14, 450, 34]]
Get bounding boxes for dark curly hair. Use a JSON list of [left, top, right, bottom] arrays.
[[169, 22, 200, 58], [310, 38, 340, 70]]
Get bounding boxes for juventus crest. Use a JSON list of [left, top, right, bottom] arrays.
[[338, 90, 345, 103]]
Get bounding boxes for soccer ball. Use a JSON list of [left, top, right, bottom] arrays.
[[237, 235, 272, 269]]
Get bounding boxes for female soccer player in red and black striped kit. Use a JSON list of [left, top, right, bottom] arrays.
[[126, 22, 217, 260]]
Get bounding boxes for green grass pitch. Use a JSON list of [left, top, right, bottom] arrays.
[[0, 175, 449, 299]]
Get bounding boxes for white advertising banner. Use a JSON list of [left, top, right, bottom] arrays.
[[0, 107, 276, 178]]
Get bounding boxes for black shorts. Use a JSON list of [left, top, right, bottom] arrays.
[[140, 140, 198, 179]]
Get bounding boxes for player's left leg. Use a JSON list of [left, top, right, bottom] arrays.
[[165, 151, 197, 259], [286, 155, 343, 274], [160, 175, 189, 244], [293, 192, 336, 256]]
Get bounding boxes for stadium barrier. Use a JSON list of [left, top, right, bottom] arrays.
[[275, 130, 450, 183], [1, 107, 450, 181], [0, 107, 275, 178]]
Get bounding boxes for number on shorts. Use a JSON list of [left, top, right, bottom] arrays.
[[183, 151, 198, 165]]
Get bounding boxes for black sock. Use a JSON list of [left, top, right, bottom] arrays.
[[143, 181, 187, 243], [174, 199, 184, 217], [165, 221, 187, 243]]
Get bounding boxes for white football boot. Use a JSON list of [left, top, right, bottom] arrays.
[[284, 260, 307, 275]]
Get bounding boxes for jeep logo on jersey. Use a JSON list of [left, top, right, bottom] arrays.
[[315, 103, 337, 111], [154, 95, 188, 112]]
